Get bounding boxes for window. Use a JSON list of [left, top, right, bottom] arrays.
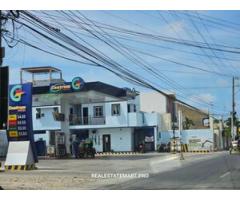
[[36, 108, 41, 119], [94, 106, 103, 117], [111, 104, 120, 116], [128, 104, 136, 113]]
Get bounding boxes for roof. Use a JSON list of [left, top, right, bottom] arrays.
[[21, 66, 62, 74], [176, 99, 209, 115], [32, 81, 129, 98]]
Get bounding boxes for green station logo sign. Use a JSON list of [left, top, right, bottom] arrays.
[[50, 77, 84, 93], [10, 85, 25, 102]]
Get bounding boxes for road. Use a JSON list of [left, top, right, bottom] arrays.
[[0, 151, 239, 189], [99, 151, 240, 189]]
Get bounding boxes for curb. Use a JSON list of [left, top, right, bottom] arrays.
[[4, 164, 37, 171], [95, 152, 143, 156], [188, 150, 210, 153]]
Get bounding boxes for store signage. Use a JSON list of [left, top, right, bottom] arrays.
[[50, 77, 84, 93], [189, 139, 201, 143], [8, 83, 38, 162], [50, 83, 71, 93], [10, 84, 25, 102], [145, 136, 154, 142], [71, 77, 84, 90]]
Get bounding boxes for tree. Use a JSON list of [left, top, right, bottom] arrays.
[[223, 116, 240, 149], [183, 117, 195, 129], [225, 116, 240, 128]]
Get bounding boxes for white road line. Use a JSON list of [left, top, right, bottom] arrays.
[[220, 171, 230, 178]]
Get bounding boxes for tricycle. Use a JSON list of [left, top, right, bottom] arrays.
[[229, 140, 240, 154], [78, 139, 96, 158]]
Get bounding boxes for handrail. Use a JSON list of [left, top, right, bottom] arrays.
[[69, 114, 106, 125]]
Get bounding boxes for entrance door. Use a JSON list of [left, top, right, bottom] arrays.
[[103, 134, 111, 152], [82, 107, 88, 125]]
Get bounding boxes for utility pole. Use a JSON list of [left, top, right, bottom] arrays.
[[0, 11, 8, 130], [0, 10, 3, 66], [231, 77, 235, 140], [178, 109, 184, 160], [172, 100, 177, 154]]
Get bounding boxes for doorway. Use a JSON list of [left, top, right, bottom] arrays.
[[103, 134, 111, 152], [82, 107, 88, 125], [134, 127, 154, 152]]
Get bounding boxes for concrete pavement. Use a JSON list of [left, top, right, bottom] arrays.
[[0, 151, 238, 189], [99, 151, 240, 189]]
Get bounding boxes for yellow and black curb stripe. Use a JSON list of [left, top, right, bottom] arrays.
[[188, 150, 210, 153], [4, 164, 37, 171], [95, 152, 143, 156]]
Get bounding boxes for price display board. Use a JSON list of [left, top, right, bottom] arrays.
[[8, 83, 38, 162]]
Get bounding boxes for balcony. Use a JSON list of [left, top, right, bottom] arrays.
[[69, 114, 106, 126]]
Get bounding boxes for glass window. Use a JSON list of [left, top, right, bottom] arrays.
[[94, 106, 103, 117], [127, 104, 136, 113], [112, 104, 120, 115]]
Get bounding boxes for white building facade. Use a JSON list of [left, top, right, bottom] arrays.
[[28, 67, 162, 154]]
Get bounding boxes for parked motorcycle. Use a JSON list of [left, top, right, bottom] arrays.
[[138, 143, 145, 153]]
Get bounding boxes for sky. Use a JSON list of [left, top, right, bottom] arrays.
[[2, 10, 240, 119]]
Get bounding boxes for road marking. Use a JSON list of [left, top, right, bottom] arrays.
[[220, 171, 230, 178]]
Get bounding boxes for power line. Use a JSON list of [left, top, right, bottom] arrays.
[[4, 10, 229, 114]]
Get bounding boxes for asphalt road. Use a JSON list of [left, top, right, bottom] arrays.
[[100, 151, 240, 190]]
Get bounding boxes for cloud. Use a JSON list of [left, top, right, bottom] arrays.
[[190, 93, 215, 105]]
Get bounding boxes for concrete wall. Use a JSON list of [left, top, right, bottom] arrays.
[[176, 103, 209, 129], [0, 130, 8, 157], [128, 112, 144, 127], [183, 129, 214, 151], [158, 129, 214, 151], [89, 128, 133, 152], [140, 92, 168, 114], [71, 100, 159, 129], [143, 112, 160, 127], [160, 113, 172, 131], [33, 106, 61, 131], [76, 101, 129, 128]]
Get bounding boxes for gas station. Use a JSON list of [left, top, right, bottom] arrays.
[[1, 65, 149, 170]]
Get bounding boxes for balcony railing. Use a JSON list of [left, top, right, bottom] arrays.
[[69, 114, 106, 126]]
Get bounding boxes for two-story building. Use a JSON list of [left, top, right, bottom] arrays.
[[18, 66, 221, 156], [22, 67, 162, 154]]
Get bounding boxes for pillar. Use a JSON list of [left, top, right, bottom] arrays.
[[154, 126, 158, 151], [60, 98, 71, 154]]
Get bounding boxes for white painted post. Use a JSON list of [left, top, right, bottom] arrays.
[[178, 110, 184, 160], [60, 98, 71, 155], [154, 126, 158, 151]]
